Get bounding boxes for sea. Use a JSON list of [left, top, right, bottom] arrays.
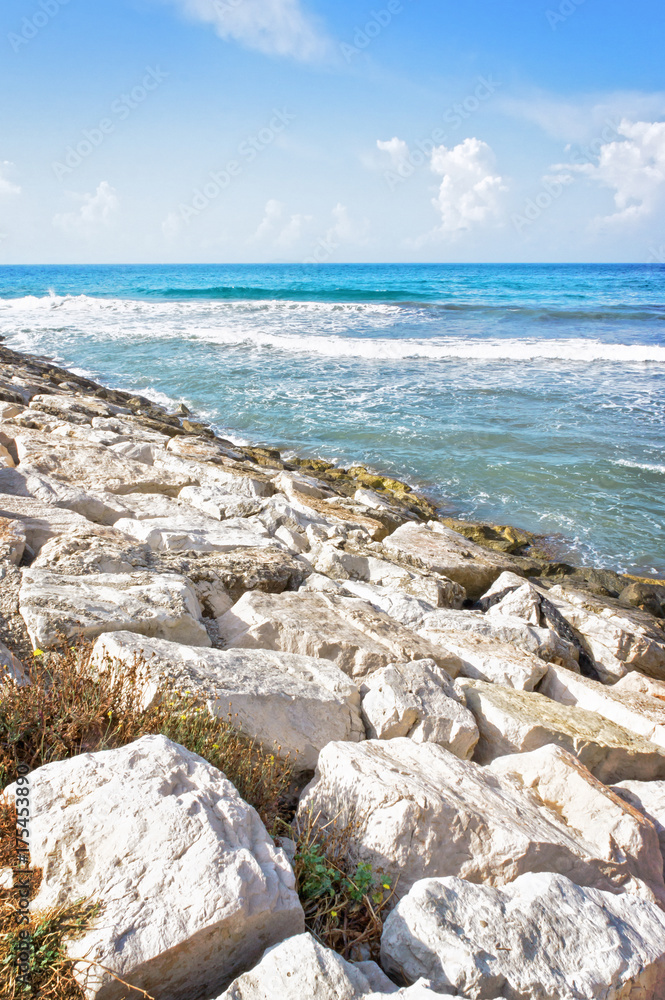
[[0, 263, 663, 577]]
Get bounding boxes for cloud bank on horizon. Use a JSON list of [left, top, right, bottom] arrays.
[[1, 0, 664, 264]]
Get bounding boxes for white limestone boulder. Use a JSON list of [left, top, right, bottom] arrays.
[[458, 678, 665, 782], [425, 628, 549, 691], [218, 592, 463, 680], [544, 585, 665, 682], [612, 780, 665, 867], [360, 659, 478, 760], [296, 739, 663, 900], [113, 512, 275, 554], [615, 671, 665, 701], [91, 632, 365, 770], [0, 495, 102, 556], [10, 735, 304, 1000], [541, 661, 665, 748], [215, 933, 440, 999], [314, 544, 465, 609], [488, 744, 665, 900], [179, 485, 264, 521], [154, 451, 274, 497], [413, 607, 579, 674], [382, 522, 521, 599], [274, 470, 332, 500], [19, 568, 210, 649], [381, 872, 665, 1000], [16, 433, 189, 496]]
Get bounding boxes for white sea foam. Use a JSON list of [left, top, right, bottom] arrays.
[[2, 294, 665, 364], [613, 459, 665, 475]]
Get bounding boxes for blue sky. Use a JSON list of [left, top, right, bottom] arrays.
[[1, 0, 664, 263]]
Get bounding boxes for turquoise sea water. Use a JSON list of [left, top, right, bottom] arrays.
[[0, 263, 663, 576]]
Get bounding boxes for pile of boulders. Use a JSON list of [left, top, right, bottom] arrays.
[[3, 345, 665, 999]]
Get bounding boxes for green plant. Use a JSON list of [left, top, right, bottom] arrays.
[[291, 811, 396, 961]]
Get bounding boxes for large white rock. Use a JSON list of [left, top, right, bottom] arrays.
[[216, 933, 440, 1000], [381, 872, 665, 1000], [179, 485, 265, 521], [0, 495, 99, 556], [541, 661, 665, 748], [413, 607, 579, 674], [616, 671, 665, 701], [113, 513, 275, 553], [382, 523, 521, 600], [544, 585, 665, 682], [612, 780, 665, 868], [423, 627, 549, 691], [16, 433, 189, 496], [314, 544, 465, 609], [360, 659, 478, 760], [297, 739, 663, 900], [218, 592, 463, 680], [488, 744, 665, 900], [91, 632, 365, 770], [154, 451, 274, 497], [19, 568, 211, 649], [12, 736, 304, 1000], [458, 678, 665, 783]]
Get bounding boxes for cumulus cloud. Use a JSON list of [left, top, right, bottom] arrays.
[[0, 162, 21, 197], [554, 119, 665, 224], [160, 0, 329, 61], [251, 199, 313, 247], [53, 181, 119, 233], [430, 137, 507, 233]]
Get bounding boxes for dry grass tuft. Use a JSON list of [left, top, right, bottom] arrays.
[[291, 810, 397, 962], [0, 643, 295, 831]]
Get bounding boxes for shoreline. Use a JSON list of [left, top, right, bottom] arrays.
[[1, 338, 663, 606]]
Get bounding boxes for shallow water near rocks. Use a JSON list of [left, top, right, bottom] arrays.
[[0, 262, 663, 576]]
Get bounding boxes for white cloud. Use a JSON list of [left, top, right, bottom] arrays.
[[430, 138, 507, 233], [53, 181, 119, 233], [252, 199, 314, 248], [500, 91, 665, 142], [555, 119, 665, 224], [0, 162, 21, 197], [161, 0, 329, 61], [325, 202, 368, 245], [376, 137, 410, 169]]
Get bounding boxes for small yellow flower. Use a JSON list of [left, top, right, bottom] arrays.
[[331, 911, 338, 918], [180, 715, 187, 721], [212, 744, 220, 750], [382, 883, 391, 891], [33, 649, 45, 657]]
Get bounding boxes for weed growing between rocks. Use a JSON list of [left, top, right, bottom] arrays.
[[291, 810, 397, 962], [0, 643, 295, 831]]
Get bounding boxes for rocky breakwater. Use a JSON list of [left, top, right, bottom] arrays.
[[2, 342, 665, 999]]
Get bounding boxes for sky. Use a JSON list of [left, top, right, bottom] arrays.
[[1, 0, 664, 264]]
